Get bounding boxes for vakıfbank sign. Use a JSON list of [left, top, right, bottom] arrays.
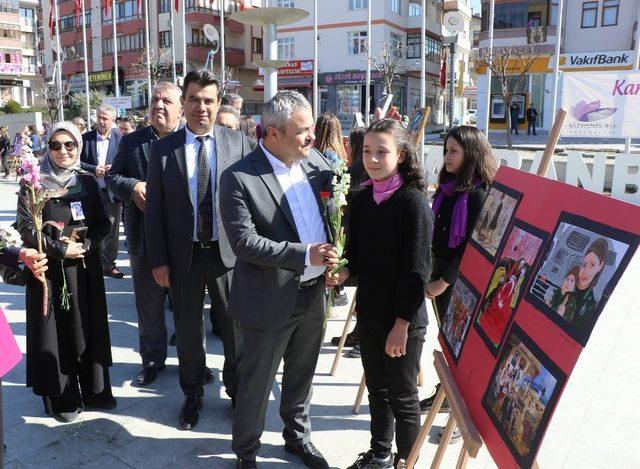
[[562, 71, 640, 138], [556, 50, 633, 70]]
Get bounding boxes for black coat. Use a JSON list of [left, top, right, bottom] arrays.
[[17, 173, 112, 396], [80, 129, 122, 200], [106, 125, 157, 257]]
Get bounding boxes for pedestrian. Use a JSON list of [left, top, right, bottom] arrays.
[[221, 92, 243, 113], [118, 116, 136, 135], [421, 126, 497, 433], [239, 115, 257, 140], [526, 104, 538, 136], [220, 90, 338, 469], [145, 70, 255, 430], [80, 104, 124, 278], [107, 82, 183, 386], [509, 101, 520, 135], [72, 116, 87, 133], [328, 119, 434, 469], [28, 125, 41, 154], [16, 121, 116, 423], [216, 104, 241, 131], [0, 127, 11, 178]]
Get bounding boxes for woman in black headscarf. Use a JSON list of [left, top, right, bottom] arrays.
[[17, 121, 115, 423]]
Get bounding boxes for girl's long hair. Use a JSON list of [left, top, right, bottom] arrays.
[[348, 127, 366, 189], [314, 113, 347, 160], [364, 119, 428, 193], [439, 126, 498, 192]]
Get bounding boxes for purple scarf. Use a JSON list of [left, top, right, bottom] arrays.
[[361, 173, 405, 205], [432, 178, 483, 248]]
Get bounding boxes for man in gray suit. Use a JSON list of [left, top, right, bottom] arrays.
[[146, 70, 254, 431], [81, 104, 123, 277], [220, 91, 338, 469]]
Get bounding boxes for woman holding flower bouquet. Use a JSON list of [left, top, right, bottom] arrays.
[[328, 119, 434, 469], [16, 121, 115, 423]]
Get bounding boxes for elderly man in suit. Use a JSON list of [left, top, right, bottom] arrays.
[[220, 91, 339, 469], [146, 69, 254, 430], [81, 104, 123, 278], [107, 82, 183, 386]]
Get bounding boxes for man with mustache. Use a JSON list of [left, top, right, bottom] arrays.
[[146, 70, 255, 430], [107, 82, 184, 386], [220, 91, 338, 468]]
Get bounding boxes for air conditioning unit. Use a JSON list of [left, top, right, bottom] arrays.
[[528, 26, 547, 45]]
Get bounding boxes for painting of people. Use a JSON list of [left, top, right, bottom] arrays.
[[440, 276, 479, 362]]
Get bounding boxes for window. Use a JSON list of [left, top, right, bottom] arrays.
[[406, 33, 441, 63], [278, 37, 295, 60], [581, 1, 598, 28], [349, 0, 368, 9], [277, 0, 294, 6], [60, 11, 91, 31], [0, 0, 18, 14], [494, 3, 528, 29], [527, 11, 542, 27], [390, 32, 403, 57], [190, 28, 213, 46], [252, 37, 263, 54], [602, 0, 619, 26], [408, 1, 421, 16], [19, 7, 34, 28], [348, 31, 367, 55], [102, 0, 142, 22], [159, 30, 172, 48], [102, 31, 144, 54], [186, 0, 238, 13], [391, 0, 400, 14], [159, 0, 170, 13], [21, 32, 35, 49]]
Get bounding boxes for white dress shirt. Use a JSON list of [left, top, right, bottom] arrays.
[[260, 141, 327, 282], [96, 132, 111, 188], [185, 126, 218, 241]]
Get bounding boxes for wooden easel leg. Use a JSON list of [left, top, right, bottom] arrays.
[[417, 367, 424, 387], [330, 296, 357, 376], [406, 386, 446, 469], [430, 413, 458, 469], [353, 372, 366, 414], [455, 444, 469, 469]]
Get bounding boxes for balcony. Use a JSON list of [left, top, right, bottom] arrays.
[[476, 26, 557, 53], [0, 62, 23, 74], [186, 44, 244, 67], [0, 37, 21, 49]]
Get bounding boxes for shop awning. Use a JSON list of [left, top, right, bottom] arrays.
[[252, 76, 312, 91]]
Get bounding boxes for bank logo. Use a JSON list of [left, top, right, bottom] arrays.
[[570, 100, 617, 122]]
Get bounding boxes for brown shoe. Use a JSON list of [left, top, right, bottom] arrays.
[[103, 267, 125, 279]]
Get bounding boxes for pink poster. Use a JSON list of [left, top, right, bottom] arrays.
[[0, 306, 21, 378]]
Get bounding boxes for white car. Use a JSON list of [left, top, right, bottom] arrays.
[[465, 109, 477, 125]]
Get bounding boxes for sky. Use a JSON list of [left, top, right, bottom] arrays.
[[470, 0, 481, 14]]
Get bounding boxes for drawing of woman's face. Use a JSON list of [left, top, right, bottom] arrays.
[[578, 251, 604, 290], [561, 274, 576, 294]]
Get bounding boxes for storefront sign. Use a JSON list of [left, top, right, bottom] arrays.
[[0, 79, 21, 86], [562, 71, 640, 138], [320, 70, 386, 85], [556, 50, 633, 70], [259, 60, 314, 77], [67, 74, 86, 93], [124, 68, 148, 80], [88, 70, 113, 85], [104, 96, 132, 110]]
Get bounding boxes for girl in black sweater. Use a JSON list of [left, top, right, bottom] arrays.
[[420, 126, 497, 415], [329, 119, 433, 469]]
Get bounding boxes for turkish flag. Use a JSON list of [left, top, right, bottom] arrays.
[[440, 51, 447, 88], [49, 0, 55, 38], [137, 0, 142, 14], [174, 0, 179, 12], [105, 0, 111, 17], [74, 0, 81, 26]]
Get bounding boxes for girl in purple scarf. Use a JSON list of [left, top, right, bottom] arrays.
[[420, 125, 497, 418]]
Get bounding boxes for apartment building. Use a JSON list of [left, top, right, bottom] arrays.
[[39, 0, 263, 111], [475, 0, 638, 132], [266, 0, 445, 129], [0, 0, 42, 108]]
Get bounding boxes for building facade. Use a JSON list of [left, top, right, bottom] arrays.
[[475, 0, 639, 132], [0, 0, 43, 108]]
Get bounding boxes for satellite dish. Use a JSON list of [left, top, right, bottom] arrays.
[[444, 11, 464, 33], [203, 24, 220, 54]]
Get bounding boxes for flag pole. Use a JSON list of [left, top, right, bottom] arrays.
[[220, 0, 226, 92], [312, 0, 318, 118], [170, 1, 177, 83], [550, 0, 564, 129], [365, 1, 371, 126], [483, 0, 494, 135], [182, 0, 186, 80], [81, 0, 90, 125], [144, 0, 152, 103], [54, 0, 64, 120], [420, 0, 426, 164], [112, 0, 120, 97]]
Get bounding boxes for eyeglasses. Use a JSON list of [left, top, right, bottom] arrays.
[[48, 141, 77, 151]]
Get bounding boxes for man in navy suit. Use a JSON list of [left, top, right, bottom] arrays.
[[107, 82, 183, 386], [81, 104, 123, 278]]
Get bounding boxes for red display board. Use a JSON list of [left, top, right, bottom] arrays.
[[439, 166, 640, 468]]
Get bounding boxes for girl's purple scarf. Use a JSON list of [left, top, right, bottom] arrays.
[[432, 178, 483, 249], [361, 173, 405, 205]]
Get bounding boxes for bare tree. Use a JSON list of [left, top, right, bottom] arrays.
[[33, 80, 69, 123], [131, 47, 175, 89], [365, 41, 416, 97], [475, 44, 538, 148], [210, 64, 239, 96]]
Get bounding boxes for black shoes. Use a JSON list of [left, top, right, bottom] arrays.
[[169, 333, 177, 346], [134, 364, 165, 386], [331, 332, 358, 347], [284, 441, 329, 469], [83, 394, 117, 410], [347, 449, 394, 469], [236, 459, 257, 469], [179, 394, 203, 430], [419, 383, 451, 415]]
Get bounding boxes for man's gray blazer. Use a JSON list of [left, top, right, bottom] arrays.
[[145, 125, 255, 280], [219, 145, 333, 330]]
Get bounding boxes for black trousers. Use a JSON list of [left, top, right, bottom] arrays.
[[358, 320, 426, 459], [232, 281, 325, 460], [170, 243, 238, 397], [527, 121, 536, 135], [1, 152, 9, 176]]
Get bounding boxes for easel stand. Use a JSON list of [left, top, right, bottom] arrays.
[[330, 293, 357, 375], [406, 351, 482, 469]]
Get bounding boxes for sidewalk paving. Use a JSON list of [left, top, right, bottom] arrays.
[[1, 177, 639, 468]]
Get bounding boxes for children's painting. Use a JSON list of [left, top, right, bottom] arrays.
[[482, 326, 566, 469], [441, 275, 479, 362], [475, 221, 547, 354], [470, 182, 522, 262], [526, 212, 638, 345]]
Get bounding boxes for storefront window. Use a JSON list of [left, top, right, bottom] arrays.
[[337, 85, 361, 127]]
